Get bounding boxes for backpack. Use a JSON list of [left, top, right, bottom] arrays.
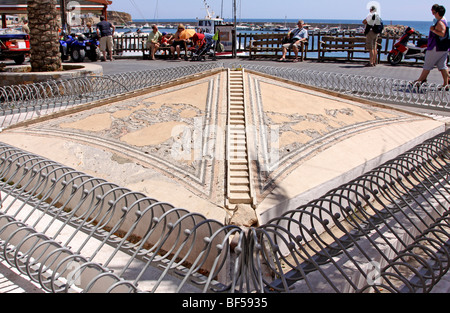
[[437, 24, 450, 51], [372, 14, 384, 34]]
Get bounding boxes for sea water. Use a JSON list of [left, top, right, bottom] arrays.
[[132, 18, 433, 36]]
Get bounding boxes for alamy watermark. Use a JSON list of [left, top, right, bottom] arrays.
[[365, 260, 382, 286], [65, 1, 82, 27], [170, 117, 281, 172], [367, 1, 382, 14]]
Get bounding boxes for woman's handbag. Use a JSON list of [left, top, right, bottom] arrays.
[[436, 22, 450, 51]]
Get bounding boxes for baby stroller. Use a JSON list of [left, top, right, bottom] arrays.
[[190, 32, 216, 61]]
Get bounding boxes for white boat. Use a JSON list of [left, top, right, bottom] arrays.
[[275, 16, 289, 32], [328, 27, 342, 34], [196, 0, 244, 55], [261, 22, 276, 31], [274, 26, 289, 32], [307, 27, 321, 34], [236, 23, 253, 31], [196, 2, 225, 35], [356, 26, 365, 34]]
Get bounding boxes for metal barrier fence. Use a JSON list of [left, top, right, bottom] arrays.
[[227, 63, 450, 109], [0, 63, 220, 129], [1, 130, 449, 293], [2, 63, 450, 130]]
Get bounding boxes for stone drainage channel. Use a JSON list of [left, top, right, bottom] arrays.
[[226, 69, 256, 211]]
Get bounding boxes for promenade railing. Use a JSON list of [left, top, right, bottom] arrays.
[[227, 63, 450, 109], [0, 63, 221, 129], [2, 62, 449, 131], [113, 31, 425, 62]]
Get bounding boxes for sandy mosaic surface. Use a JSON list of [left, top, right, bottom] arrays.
[[0, 70, 444, 223]]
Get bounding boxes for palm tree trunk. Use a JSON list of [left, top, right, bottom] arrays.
[[28, 0, 62, 72]]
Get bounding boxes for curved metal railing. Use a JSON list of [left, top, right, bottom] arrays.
[[0, 63, 221, 128], [226, 63, 450, 109], [253, 131, 450, 293], [2, 63, 450, 130], [0, 130, 449, 293]]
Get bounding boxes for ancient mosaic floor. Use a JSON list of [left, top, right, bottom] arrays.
[[0, 70, 445, 224]]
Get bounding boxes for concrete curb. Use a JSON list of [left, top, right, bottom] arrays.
[[0, 63, 103, 87]]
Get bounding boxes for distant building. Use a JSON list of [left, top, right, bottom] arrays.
[[0, 0, 112, 28]]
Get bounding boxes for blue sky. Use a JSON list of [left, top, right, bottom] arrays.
[[107, 0, 437, 22]]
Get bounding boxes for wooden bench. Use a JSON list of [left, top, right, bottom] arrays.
[[142, 44, 172, 59], [318, 36, 382, 63], [248, 33, 307, 61], [142, 40, 188, 60]]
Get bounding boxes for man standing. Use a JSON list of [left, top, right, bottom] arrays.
[[363, 6, 382, 67], [96, 16, 115, 61], [279, 20, 308, 62]]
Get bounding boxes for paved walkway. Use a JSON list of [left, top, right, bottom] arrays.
[[100, 57, 443, 84], [1, 56, 443, 83]]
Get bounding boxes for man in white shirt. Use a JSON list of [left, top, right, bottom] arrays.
[[279, 20, 308, 62], [363, 6, 382, 67]]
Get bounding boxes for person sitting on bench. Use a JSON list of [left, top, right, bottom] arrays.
[[279, 20, 308, 62]]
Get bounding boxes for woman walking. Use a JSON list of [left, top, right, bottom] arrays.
[[413, 4, 449, 87]]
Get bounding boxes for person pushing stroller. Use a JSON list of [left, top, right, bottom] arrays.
[[189, 32, 215, 61]]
